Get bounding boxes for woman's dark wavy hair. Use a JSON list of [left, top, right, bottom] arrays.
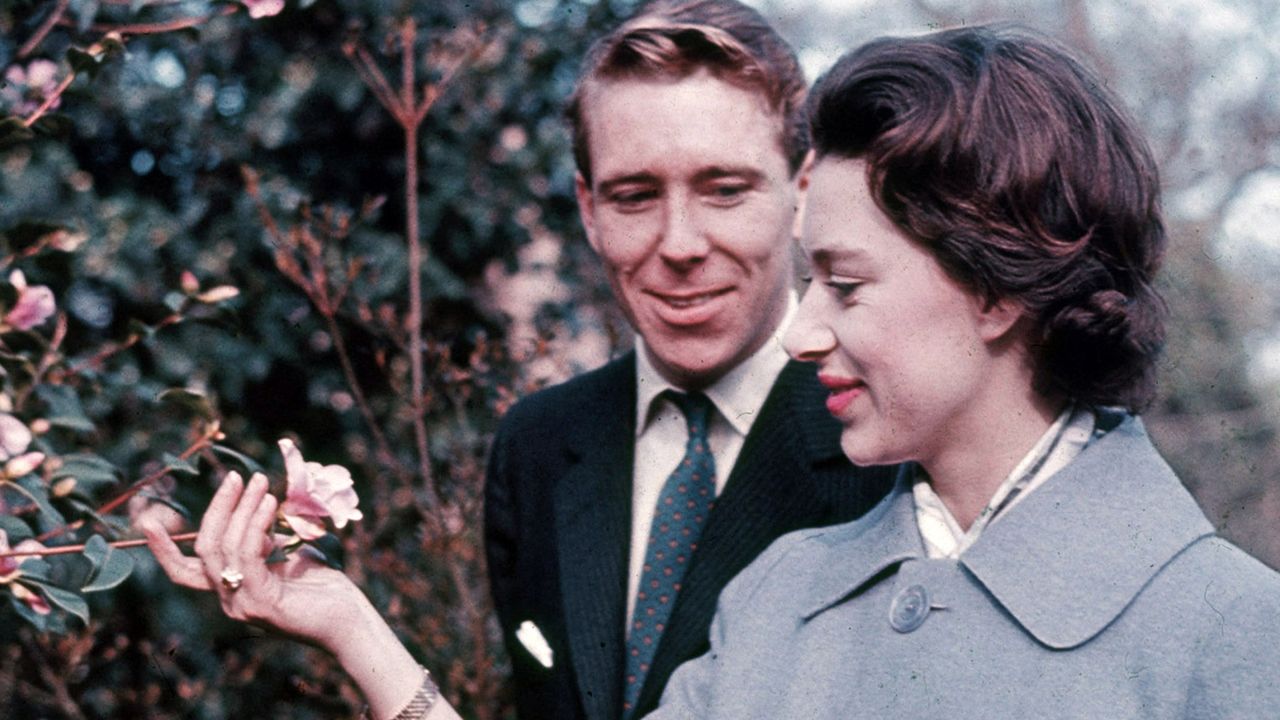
[[809, 25, 1167, 412]]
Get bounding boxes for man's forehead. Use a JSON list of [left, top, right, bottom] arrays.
[[581, 73, 789, 180]]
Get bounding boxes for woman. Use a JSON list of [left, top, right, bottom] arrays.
[[145, 25, 1280, 719]]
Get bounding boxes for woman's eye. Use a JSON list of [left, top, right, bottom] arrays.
[[825, 280, 862, 300]]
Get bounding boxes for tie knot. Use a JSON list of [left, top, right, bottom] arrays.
[[664, 390, 714, 439]]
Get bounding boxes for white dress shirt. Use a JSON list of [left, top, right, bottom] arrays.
[[625, 297, 796, 631]]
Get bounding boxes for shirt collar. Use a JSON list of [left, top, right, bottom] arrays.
[[913, 404, 1095, 558], [634, 294, 796, 437]]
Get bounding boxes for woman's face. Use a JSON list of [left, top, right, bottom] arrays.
[[784, 158, 1012, 469]]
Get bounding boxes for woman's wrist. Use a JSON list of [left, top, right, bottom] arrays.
[[329, 592, 427, 719]]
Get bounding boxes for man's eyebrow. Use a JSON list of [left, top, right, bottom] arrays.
[[691, 166, 765, 184]]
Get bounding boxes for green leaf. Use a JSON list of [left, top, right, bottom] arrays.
[[0, 514, 34, 543], [81, 535, 134, 592], [0, 117, 35, 149], [306, 533, 346, 570], [82, 534, 109, 569], [65, 47, 102, 77], [34, 385, 95, 432], [30, 582, 90, 625], [211, 444, 264, 475], [157, 388, 215, 421], [52, 453, 122, 490], [19, 557, 53, 583], [12, 476, 65, 530], [161, 452, 199, 476]]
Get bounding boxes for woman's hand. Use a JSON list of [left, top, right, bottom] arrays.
[[142, 471, 462, 719], [141, 470, 363, 652]]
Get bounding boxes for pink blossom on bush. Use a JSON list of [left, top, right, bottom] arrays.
[[277, 439, 362, 540], [4, 270, 56, 331], [0, 413, 33, 461], [1, 59, 61, 116], [242, 0, 285, 19], [10, 583, 51, 615], [0, 529, 47, 583]]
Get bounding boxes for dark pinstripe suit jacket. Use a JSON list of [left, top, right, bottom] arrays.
[[484, 352, 894, 720]]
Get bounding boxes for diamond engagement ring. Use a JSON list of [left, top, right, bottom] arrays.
[[220, 568, 245, 592]]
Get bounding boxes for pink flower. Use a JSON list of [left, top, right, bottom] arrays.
[[0, 413, 33, 461], [10, 582, 51, 615], [1, 59, 61, 116], [0, 529, 47, 583], [242, 0, 285, 19], [4, 270, 56, 331], [277, 439, 362, 540]]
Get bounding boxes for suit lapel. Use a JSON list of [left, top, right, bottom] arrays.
[[554, 354, 636, 720], [636, 360, 847, 711]]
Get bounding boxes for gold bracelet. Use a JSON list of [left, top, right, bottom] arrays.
[[373, 666, 439, 720]]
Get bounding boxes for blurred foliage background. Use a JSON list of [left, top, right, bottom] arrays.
[[0, 0, 1277, 717]]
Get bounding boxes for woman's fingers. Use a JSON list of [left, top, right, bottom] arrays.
[[220, 472, 268, 571], [236, 489, 278, 594], [193, 471, 245, 579], [141, 518, 212, 591]]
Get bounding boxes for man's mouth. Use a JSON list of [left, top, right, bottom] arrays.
[[646, 287, 734, 325]]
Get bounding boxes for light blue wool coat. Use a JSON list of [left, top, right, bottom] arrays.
[[645, 414, 1280, 719]]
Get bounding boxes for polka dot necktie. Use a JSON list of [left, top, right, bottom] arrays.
[[623, 390, 716, 717]]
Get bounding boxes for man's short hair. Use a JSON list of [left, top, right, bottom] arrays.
[[568, 0, 809, 185]]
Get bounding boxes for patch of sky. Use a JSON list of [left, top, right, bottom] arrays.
[[1215, 168, 1280, 270]]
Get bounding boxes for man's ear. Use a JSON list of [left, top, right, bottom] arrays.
[[575, 172, 601, 253], [975, 296, 1025, 344], [791, 149, 816, 241]]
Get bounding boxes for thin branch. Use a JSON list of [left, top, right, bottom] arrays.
[[397, 19, 439, 509], [323, 311, 407, 496], [35, 429, 217, 543], [20, 71, 77, 129], [65, 313, 182, 375], [58, 5, 238, 36], [0, 532, 197, 559], [17, 0, 71, 59], [344, 43, 405, 121]]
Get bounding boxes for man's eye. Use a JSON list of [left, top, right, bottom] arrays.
[[705, 183, 749, 205], [608, 190, 657, 210]]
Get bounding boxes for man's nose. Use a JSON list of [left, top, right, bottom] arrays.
[[657, 200, 711, 267]]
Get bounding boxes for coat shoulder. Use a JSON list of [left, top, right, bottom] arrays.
[[498, 354, 633, 433]]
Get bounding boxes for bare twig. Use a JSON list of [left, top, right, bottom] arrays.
[[0, 532, 197, 559], [58, 5, 238, 36], [35, 428, 218, 543], [16, 0, 71, 59]]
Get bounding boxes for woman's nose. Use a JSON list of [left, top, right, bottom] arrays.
[[783, 284, 838, 362]]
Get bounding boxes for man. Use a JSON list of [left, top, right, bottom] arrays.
[[484, 3, 894, 719]]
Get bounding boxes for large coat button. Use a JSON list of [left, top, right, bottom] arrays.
[[889, 584, 931, 633]]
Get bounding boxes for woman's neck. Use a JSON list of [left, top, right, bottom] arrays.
[[921, 386, 1065, 531]]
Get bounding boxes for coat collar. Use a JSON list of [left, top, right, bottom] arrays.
[[801, 414, 1215, 649]]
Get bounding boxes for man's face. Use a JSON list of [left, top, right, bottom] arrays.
[[576, 72, 799, 388]]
